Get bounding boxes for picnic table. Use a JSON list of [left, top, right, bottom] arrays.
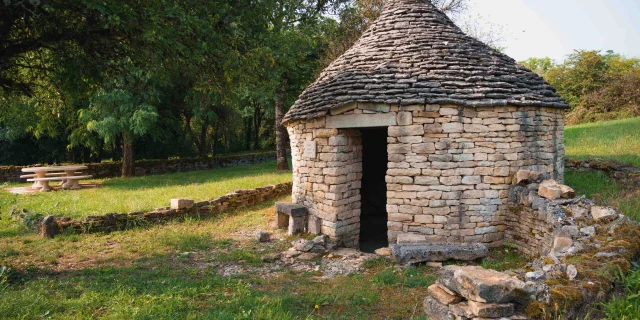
[[21, 165, 91, 192]]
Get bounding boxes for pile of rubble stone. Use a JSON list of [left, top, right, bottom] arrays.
[[424, 265, 531, 320]]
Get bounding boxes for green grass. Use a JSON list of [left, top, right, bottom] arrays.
[[564, 117, 640, 167], [0, 160, 292, 219], [0, 198, 435, 319], [602, 264, 640, 320], [565, 169, 640, 221]]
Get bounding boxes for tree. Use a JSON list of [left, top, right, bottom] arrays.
[[520, 57, 556, 78], [81, 68, 159, 177]]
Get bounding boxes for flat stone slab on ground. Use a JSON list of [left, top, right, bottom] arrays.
[[390, 243, 488, 264], [438, 266, 530, 304]]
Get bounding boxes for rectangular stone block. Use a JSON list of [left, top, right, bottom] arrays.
[[326, 113, 396, 128]]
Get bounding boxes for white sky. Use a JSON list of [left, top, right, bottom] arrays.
[[469, 0, 640, 62]]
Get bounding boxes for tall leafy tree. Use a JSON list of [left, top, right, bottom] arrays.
[[81, 66, 159, 177]]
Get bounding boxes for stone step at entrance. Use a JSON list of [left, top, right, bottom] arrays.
[[390, 243, 489, 264]]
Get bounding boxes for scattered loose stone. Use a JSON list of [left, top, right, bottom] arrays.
[[312, 235, 327, 245], [255, 230, 270, 242], [261, 253, 281, 263], [40, 215, 59, 238], [591, 206, 618, 222], [427, 262, 443, 268], [538, 180, 562, 200], [567, 265, 578, 280], [374, 247, 392, 256], [428, 284, 461, 305], [292, 239, 314, 252], [525, 270, 545, 281], [538, 180, 575, 200], [283, 248, 302, 258], [552, 236, 573, 255]]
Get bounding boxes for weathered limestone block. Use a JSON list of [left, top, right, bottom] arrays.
[[170, 198, 195, 209], [428, 284, 462, 305], [396, 112, 413, 125], [591, 206, 618, 222], [538, 180, 574, 200], [467, 300, 514, 318], [423, 296, 453, 320], [388, 125, 424, 137], [390, 243, 488, 264], [438, 266, 530, 303]]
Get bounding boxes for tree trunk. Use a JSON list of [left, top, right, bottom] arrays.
[[275, 76, 290, 171], [253, 105, 263, 150], [121, 131, 135, 178], [197, 120, 209, 158], [245, 117, 252, 150]]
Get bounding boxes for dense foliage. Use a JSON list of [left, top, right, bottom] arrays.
[[520, 51, 640, 124], [0, 0, 346, 171], [1, 0, 479, 170], [6, 0, 632, 170]]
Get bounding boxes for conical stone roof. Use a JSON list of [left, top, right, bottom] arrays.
[[283, 0, 568, 124]]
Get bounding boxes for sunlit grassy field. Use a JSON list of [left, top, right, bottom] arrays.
[[0, 196, 526, 319], [564, 117, 640, 167], [0, 160, 292, 219]]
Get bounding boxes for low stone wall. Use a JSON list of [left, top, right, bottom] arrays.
[[0, 152, 276, 183], [566, 157, 640, 188], [29, 182, 292, 236], [425, 171, 640, 319]]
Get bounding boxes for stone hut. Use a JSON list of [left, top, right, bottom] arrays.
[[282, 0, 568, 251]]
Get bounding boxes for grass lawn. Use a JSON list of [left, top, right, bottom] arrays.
[[0, 160, 291, 219], [0, 196, 526, 319], [564, 117, 640, 167]]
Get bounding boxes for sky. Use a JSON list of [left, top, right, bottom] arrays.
[[469, 0, 640, 62]]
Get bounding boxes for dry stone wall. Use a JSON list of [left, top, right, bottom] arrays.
[[14, 183, 292, 237], [287, 102, 565, 248], [288, 117, 363, 247], [425, 172, 640, 320], [0, 152, 276, 183]]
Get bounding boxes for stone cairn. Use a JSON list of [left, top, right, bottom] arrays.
[[424, 169, 640, 319], [425, 266, 530, 320]]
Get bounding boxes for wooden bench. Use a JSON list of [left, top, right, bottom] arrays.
[[27, 175, 92, 192]]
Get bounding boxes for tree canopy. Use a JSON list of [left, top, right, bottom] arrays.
[[6, 0, 625, 170], [521, 50, 640, 124]]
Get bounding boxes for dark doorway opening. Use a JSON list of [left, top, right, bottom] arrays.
[[359, 127, 388, 253]]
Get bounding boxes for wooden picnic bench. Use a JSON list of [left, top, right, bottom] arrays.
[[21, 165, 92, 192]]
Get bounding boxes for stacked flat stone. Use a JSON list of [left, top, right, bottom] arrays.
[[284, 0, 568, 248], [287, 104, 565, 247], [424, 266, 530, 320], [283, 0, 568, 124]]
